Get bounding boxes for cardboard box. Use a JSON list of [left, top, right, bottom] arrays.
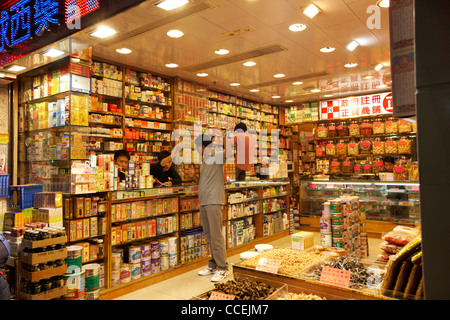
[[291, 231, 314, 251], [21, 247, 67, 265]]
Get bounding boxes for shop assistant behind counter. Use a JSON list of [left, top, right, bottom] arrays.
[[151, 151, 182, 187]]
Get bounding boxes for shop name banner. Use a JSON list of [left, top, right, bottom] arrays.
[[320, 92, 393, 120]]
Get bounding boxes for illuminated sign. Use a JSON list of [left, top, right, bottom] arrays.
[[66, 0, 100, 23], [320, 92, 392, 120]]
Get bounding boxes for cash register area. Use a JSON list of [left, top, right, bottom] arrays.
[[114, 232, 383, 300]]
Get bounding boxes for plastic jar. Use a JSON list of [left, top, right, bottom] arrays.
[[385, 117, 399, 134], [337, 121, 349, 137], [394, 159, 409, 181], [349, 119, 360, 136], [373, 118, 385, 134], [336, 139, 347, 157], [361, 119, 373, 136], [385, 137, 398, 154], [347, 139, 359, 156], [341, 157, 354, 174], [317, 123, 328, 138], [325, 141, 336, 156], [398, 119, 412, 133], [359, 138, 373, 155], [373, 137, 385, 155], [327, 122, 337, 138], [398, 136, 412, 154]]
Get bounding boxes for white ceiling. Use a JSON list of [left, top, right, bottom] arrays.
[[11, 0, 393, 104]]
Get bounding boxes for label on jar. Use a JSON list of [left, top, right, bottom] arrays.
[[336, 143, 344, 148], [375, 161, 383, 167], [326, 144, 334, 149], [328, 126, 336, 130], [350, 124, 358, 129], [361, 141, 370, 147], [399, 140, 406, 146], [337, 125, 343, 130], [343, 161, 351, 166], [364, 165, 371, 170], [354, 166, 361, 172], [386, 141, 394, 146], [386, 121, 393, 126], [361, 123, 370, 128], [374, 122, 382, 127], [318, 126, 325, 131], [349, 143, 356, 148], [374, 141, 382, 147], [395, 167, 404, 173], [331, 161, 339, 167]]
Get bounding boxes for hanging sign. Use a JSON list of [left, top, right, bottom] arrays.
[[320, 92, 392, 120]]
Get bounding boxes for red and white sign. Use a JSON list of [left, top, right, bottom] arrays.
[[320, 92, 392, 120], [320, 266, 351, 288], [256, 258, 282, 274]]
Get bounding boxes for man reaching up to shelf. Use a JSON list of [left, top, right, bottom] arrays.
[[187, 129, 229, 282]]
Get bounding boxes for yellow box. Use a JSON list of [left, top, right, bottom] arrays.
[[291, 231, 314, 251]]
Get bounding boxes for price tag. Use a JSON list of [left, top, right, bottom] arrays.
[[411, 185, 420, 191], [256, 258, 282, 274], [320, 266, 351, 288], [209, 291, 236, 300]]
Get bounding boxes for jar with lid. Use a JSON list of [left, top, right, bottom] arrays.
[[409, 161, 419, 181], [385, 137, 398, 154], [362, 160, 373, 174], [325, 141, 336, 156], [337, 121, 349, 137], [372, 157, 385, 174], [361, 119, 373, 136], [398, 119, 412, 133], [398, 136, 412, 154], [394, 159, 409, 181], [359, 138, 373, 155], [373, 118, 385, 134], [327, 122, 337, 138], [373, 137, 385, 155], [349, 119, 360, 136], [317, 123, 328, 138], [353, 160, 363, 174], [329, 158, 341, 175], [336, 139, 347, 157], [341, 157, 354, 174], [385, 117, 399, 134], [347, 139, 359, 156]]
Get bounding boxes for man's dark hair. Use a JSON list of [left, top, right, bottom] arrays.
[[234, 123, 247, 132], [157, 150, 171, 162], [383, 156, 395, 164], [114, 149, 130, 161], [195, 134, 214, 148]]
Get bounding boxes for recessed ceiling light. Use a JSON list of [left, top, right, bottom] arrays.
[[344, 63, 358, 68], [249, 89, 259, 92], [377, 0, 389, 8], [243, 61, 256, 67], [288, 23, 307, 32], [41, 48, 65, 58], [376, 84, 388, 89], [7, 65, 26, 72], [285, 100, 294, 103], [311, 89, 321, 93], [272, 95, 280, 99], [165, 63, 178, 68], [303, 4, 321, 19], [90, 26, 116, 38], [230, 83, 240, 86], [324, 94, 334, 97], [196, 73, 208, 77], [156, 0, 189, 11], [116, 48, 132, 54], [363, 75, 374, 80], [167, 29, 184, 38], [215, 49, 229, 55], [346, 40, 360, 52], [274, 73, 285, 78], [374, 63, 384, 71], [292, 81, 303, 85], [320, 46, 335, 53]]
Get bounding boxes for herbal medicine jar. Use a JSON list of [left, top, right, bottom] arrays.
[[325, 141, 336, 156], [349, 119, 360, 136], [399, 119, 412, 133], [363, 160, 373, 174], [373, 137, 385, 155], [330, 158, 341, 175], [385, 137, 398, 154], [359, 138, 373, 155], [361, 119, 373, 136], [398, 136, 412, 154], [347, 139, 359, 156], [353, 160, 363, 174], [341, 157, 354, 174], [317, 123, 328, 138], [336, 140, 347, 157], [372, 157, 385, 174], [385, 117, 399, 134], [394, 159, 409, 181], [327, 122, 337, 138], [337, 121, 349, 137], [373, 118, 385, 134]]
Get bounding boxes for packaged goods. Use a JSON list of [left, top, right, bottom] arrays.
[[398, 120, 412, 133]]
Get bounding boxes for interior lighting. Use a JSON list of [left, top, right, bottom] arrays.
[[375, 63, 384, 71], [292, 81, 303, 85], [196, 73, 208, 77], [7, 65, 26, 72], [165, 63, 179, 68], [303, 4, 321, 19], [90, 26, 116, 38], [230, 83, 240, 86], [41, 48, 65, 58], [243, 61, 256, 67], [116, 48, 132, 54], [167, 29, 184, 38], [377, 0, 390, 8], [274, 73, 285, 78], [215, 49, 229, 55], [289, 23, 307, 32], [320, 46, 335, 53], [344, 63, 358, 68], [156, 0, 189, 11], [346, 40, 360, 52]]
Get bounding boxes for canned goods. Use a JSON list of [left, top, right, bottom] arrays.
[[332, 238, 344, 248], [320, 217, 331, 233], [330, 200, 341, 213], [322, 202, 331, 217], [320, 232, 332, 248], [331, 215, 343, 225], [331, 225, 344, 238]]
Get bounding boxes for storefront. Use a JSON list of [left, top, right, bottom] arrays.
[[0, 0, 448, 302]]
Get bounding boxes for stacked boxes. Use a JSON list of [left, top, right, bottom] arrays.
[[228, 217, 255, 248], [180, 230, 209, 264]]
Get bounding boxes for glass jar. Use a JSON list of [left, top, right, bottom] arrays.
[[398, 136, 412, 154], [411, 122, 417, 133], [349, 119, 360, 136], [398, 119, 412, 133], [362, 160, 373, 174], [372, 157, 385, 174], [337, 121, 349, 137], [409, 161, 419, 181], [373, 137, 385, 155], [329, 158, 341, 175], [361, 119, 373, 136], [325, 141, 336, 156], [341, 157, 354, 174], [394, 159, 409, 181], [347, 139, 359, 156], [327, 122, 337, 138], [336, 139, 347, 157], [385, 137, 398, 154], [373, 118, 385, 135], [359, 138, 373, 155], [353, 160, 363, 174], [317, 123, 328, 138], [385, 117, 399, 134]]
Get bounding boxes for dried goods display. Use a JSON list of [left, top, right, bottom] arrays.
[[317, 123, 328, 138], [359, 138, 372, 155], [325, 141, 336, 156], [385, 117, 398, 134], [327, 122, 337, 138], [398, 137, 412, 154], [398, 120, 412, 133], [329, 159, 341, 175], [349, 120, 360, 136], [277, 292, 326, 300], [373, 138, 385, 155], [207, 278, 276, 300], [337, 121, 349, 137], [341, 158, 354, 174], [394, 159, 409, 181], [409, 162, 419, 181], [373, 118, 385, 134], [336, 140, 347, 156], [385, 137, 398, 154], [361, 119, 373, 136], [347, 140, 359, 156], [239, 248, 326, 277]]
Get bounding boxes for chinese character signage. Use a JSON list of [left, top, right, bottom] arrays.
[[320, 92, 393, 120]]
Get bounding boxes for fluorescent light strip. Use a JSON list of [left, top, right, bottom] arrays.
[[157, 0, 189, 11]]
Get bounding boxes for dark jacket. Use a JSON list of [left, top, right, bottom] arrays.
[[150, 162, 182, 186], [0, 232, 10, 267]]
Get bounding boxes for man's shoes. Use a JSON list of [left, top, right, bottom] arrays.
[[211, 269, 229, 282], [198, 266, 216, 276]]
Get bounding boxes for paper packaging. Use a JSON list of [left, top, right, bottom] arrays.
[[291, 231, 314, 251]]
